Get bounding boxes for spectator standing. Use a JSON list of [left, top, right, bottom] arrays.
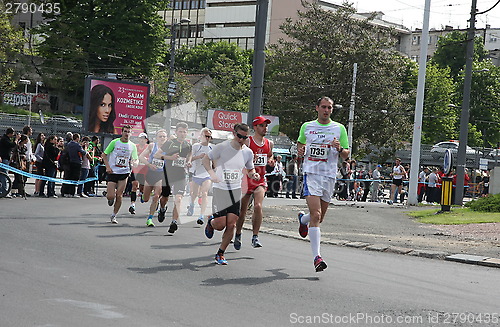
[[417, 167, 429, 203], [0, 127, 18, 198], [11, 134, 29, 197], [65, 133, 87, 197], [77, 136, 93, 197], [41, 135, 60, 198], [426, 168, 439, 203], [286, 154, 299, 199], [33, 132, 46, 196], [371, 165, 382, 202]]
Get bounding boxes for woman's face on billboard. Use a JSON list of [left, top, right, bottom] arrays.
[[97, 93, 113, 122]]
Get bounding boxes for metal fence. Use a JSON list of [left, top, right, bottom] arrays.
[[0, 112, 83, 137]]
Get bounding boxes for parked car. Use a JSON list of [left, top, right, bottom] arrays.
[[430, 141, 481, 159], [489, 149, 500, 158]]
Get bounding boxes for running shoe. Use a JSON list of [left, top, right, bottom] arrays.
[[215, 253, 228, 265], [187, 203, 194, 216], [140, 194, 145, 203], [110, 215, 118, 224], [158, 208, 166, 223], [387, 200, 393, 205], [298, 211, 308, 238], [234, 233, 242, 250], [204, 218, 214, 239], [314, 255, 327, 272], [251, 236, 262, 248], [168, 221, 178, 233], [146, 218, 155, 227], [129, 205, 136, 214], [196, 215, 204, 225], [108, 198, 114, 206]]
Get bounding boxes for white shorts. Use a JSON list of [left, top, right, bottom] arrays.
[[303, 173, 336, 203]]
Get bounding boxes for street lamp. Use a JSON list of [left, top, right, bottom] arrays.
[[164, 17, 191, 133], [19, 79, 32, 125]]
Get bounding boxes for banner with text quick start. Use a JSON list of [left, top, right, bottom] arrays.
[[83, 77, 150, 135], [206, 109, 279, 134]]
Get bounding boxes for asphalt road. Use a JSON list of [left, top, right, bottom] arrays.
[[1, 195, 499, 326]]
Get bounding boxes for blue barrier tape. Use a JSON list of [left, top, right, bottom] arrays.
[[0, 162, 98, 185]]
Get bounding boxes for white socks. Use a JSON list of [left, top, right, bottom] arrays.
[[309, 227, 321, 258]]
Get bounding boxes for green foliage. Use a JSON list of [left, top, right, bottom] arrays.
[[431, 31, 488, 80], [0, 4, 26, 91], [409, 207, 500, 224], [265, 3, 413, 151], [175, 42, 253, 112], [422, 63, 458, 143], [465, 193, 500, 212], [458, 62, 500, 147], [34, 0, 168, 103]]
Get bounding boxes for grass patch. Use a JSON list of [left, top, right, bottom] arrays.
[[408, 208, 500, 225]]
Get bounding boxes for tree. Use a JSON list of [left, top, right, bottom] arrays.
[[412, 63, 458, 144], [35, 0, 168, 104], [431, 31, 488, 80], [0, 3, 25, 92], [175, 41, 253, 111], [265, 3, 413, 157], [454, 61, 500, 147]]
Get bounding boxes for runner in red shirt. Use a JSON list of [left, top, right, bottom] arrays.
[[234, 116, 274, 249]]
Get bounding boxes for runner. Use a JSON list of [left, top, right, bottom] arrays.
[[296, 97, 349, 272], [157, 122, 192, 234], [202, 123, 259, 265], [128, 132, 149, 215], [234, 116, 273, 250], [139, 129, 170, 227], [187, 127, 214, 225], [102, 125, 138, 224]]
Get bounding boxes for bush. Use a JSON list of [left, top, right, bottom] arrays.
[[465, 193, 500, 212]]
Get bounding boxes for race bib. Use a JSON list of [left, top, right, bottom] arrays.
[[151, 158, 164, 170], [172, 157, 186, 168], [115, 156, 129, 167], [254, 154, 268, 166], [222, 169, 241, 183], [308, 143, 330, 162]]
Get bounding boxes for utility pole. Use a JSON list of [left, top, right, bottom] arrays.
[[455, 0, 477, 206], [408, 0, 431, 206], [347, 63, 357, 158], [248, 0, 269, 126]]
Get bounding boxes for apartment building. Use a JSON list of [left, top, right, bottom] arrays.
[[405, 25, 500, 65], [160, 0, 409, 51]]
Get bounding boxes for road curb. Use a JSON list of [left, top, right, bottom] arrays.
[[249, 224, 500, 268]]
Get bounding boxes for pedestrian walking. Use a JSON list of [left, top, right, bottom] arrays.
[[202, 123, 258, 265], [296, 96, 349, 272]]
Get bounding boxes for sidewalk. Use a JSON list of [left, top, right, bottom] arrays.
[[248, 197, 500, 268]]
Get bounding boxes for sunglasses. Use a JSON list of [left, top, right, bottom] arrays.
[[235, 132, 248, 140], [204, 135, 212, 138]]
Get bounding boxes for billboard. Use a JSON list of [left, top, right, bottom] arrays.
[[206, 109, 279, 135], [83, 77, 150, 135]]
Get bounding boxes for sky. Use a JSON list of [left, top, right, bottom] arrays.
[[329, 0, 500, 30]]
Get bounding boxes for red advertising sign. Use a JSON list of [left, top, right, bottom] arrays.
[[83, 77, 150, 135]]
